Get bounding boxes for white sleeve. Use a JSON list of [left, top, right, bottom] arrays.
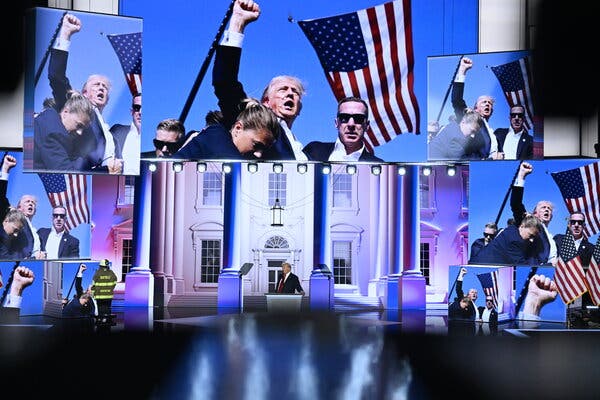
[[220, 30, 244, 47], [3, 294, 23, 309]]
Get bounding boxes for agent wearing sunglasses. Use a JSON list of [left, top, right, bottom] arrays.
[[141, 118, 186, 158], [493, 104, 534, 160], [110, 93, 142, 175], [554, 212, 594, 267], [469, 222, 498, 260], [37, 206, 80, 259], [302, 97, 384, 162]]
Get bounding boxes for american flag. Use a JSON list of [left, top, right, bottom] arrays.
[[557, 231, 579, 261], [555, 255, 587, 304], [38, 173, 90, 231], [490, 56, 535, 131], [587, 241, 600, 306], [298, 0, 420, 152], [477, 271, 499, 309], [550, 161, 600, 237], [107, 32, 142, 96]]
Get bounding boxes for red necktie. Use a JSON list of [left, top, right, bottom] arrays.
[[278, 277, 284, 293]]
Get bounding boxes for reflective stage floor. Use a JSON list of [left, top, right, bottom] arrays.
[[1, 307, 599, 399]]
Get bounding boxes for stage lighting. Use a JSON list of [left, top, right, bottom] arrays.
[[222, 163, 232, 174], [321, 164, 331, 174], [446, 165, 456, 177], [148, 163, 157, 173], [346, 165, 357, 175], [172, 162, 183, 173], [196, 162, 207, 173], [297, 163, 308, 174], [370, 165, 382, 175], [422, 166, 432, 176], [397, 165, 406, 175], [247, 163, 259, 173], [272, 163, 283, 174]]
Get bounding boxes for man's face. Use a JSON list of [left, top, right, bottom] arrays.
[[485, 297, 494, 310], [263, 77, 302, 123], [154, 129, 181, 157], [52, 207, 67, 233], [474, 96, 494, 119], [335, 101, 369, 153], [282, 264, 291, 275], [3, 220, 22, 236], [83, 76, 110, 109], [483, 227, 497, 244], [131, 95, 142, 132], [467, 289, 478, 301], [509, 106, 525, 132], [534, 201, 553, 225], [568, 214, 585, 240], [18, 195, 36, 219]]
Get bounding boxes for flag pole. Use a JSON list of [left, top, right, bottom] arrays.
[[34, 11, 68, 87], [435, 55, 464, 124], [178, 0, 236, 124]]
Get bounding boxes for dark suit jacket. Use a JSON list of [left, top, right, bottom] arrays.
[[276, 272, 304, 294], [302, 141, 384, 162], [452, 280, 476, 319], [49, 48, 113, 172], [37, 227, 80, 259], [510, 185, 551, 264], [451, 81, 490, 159], [212, 45, 296, 160], [172, 124, 250, 160], [33, 108, 92, 172], [469, 224, 537, 265], [109, 123, 130, 159], [469, 238, 487, 262], [477, 306, 498, 324], [554, 234, 595, 266], [494, 128, 534, 159]]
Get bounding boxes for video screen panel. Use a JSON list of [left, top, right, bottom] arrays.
[[427, 50, 543, 161], [1, 150, 91, 262], [23, 7, 142, 175]]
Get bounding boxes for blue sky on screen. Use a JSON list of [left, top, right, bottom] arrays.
[[120, 0, 478, 162]]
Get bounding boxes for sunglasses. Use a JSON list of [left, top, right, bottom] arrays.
[[132, 104, 142, 112], [486, 299, 494, 303], [53, 213, 66, 219], [569, 219, 585, 226], [483, 233, 496, 239], [337, 113, 367, 124], [153, 139, 180, 154], [510, 112, 524, 118]]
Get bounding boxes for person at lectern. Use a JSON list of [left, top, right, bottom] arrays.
[[275, 262, 304, 295]]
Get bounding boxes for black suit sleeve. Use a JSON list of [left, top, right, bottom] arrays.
[[48, 49, 73, 110], [212, 45, 248, 130], [451, 81, 468, 121], [510, 185, 527, 226]]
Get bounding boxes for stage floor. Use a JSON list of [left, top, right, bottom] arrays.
[[1, 307, 600, 399]]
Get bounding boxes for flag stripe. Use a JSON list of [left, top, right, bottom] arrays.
[[551, 161, 600, 237], [588, 244, 600, 305], [38, 173, 89, 231], [299, 0, 420, 152], [477, 271, 499, 309], [555, 256, 587, 304], [491, 56, 535, 131]]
